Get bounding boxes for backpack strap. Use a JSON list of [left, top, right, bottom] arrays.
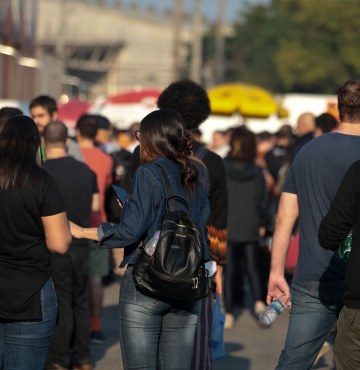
[[155, 163, 188, 212]]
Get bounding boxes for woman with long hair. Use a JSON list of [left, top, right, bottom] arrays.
[[0, 115, 71, 369], [223, 126, 268, 328], [70, 109, 210, 370]]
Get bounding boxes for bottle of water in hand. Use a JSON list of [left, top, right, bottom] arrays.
[[259, 296, 287, 326]]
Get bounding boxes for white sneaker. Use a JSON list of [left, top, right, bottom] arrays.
[[224, 313, 234, 329]]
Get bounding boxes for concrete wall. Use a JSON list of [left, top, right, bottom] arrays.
[[36, 0, 191, 99]]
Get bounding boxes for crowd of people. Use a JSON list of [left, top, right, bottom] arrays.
[[0, 77, 360, 370]]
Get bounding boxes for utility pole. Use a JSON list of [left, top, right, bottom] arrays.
[[214, 0, 225, 84], [173, 0, 182, 81], [55, 0, 66, 97], [190, 0, 202, 83]]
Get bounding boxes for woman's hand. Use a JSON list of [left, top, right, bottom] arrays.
[[214, 265, 223, 296], [69, 221, 83, 239], [69, 221, 100, 241]]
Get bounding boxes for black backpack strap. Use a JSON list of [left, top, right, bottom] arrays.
[[155, 163, 188, 212]]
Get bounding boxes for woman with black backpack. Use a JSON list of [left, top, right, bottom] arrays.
[[70, 109, 211, 370]]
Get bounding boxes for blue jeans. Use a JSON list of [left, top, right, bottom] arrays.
[[119, 266, 200, 370], [276, 280, 344, 370], [0, 278, 57, 370]]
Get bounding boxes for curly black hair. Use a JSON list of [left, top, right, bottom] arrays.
[[157, 79, 211, 130]]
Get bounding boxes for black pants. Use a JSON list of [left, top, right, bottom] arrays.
[[46, 241, 91, 368], [224, 242, 263, 313], [191, 294, 214, 370]]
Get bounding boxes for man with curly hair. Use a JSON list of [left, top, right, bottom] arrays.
[[157, 79, 212, 131]]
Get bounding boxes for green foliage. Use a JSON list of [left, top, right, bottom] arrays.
[[219, 0, 360, 93]]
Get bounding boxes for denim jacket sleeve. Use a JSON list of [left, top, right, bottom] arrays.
[[98, 158, 211, 262], [98, 164, 162, 249]]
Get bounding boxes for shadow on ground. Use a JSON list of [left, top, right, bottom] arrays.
[[90, 303, 119, 367]]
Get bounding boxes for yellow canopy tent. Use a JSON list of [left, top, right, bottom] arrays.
[[207, 82, 288, 119]]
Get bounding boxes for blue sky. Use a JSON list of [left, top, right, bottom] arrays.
[[114, 0, 269, 23]]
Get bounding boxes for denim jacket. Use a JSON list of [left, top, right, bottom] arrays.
[[98, 157, 211, 266]]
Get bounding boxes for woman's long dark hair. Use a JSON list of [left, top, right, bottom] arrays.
[[228, 126, 257, 163], [139, 109, 197, 193], [0, 115, 43, 189]]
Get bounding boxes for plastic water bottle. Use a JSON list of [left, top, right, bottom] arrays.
[[259, 297, 287, 326], [144, 230, 160, 256]]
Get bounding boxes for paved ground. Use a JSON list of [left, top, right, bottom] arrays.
[[91, 279, 335, 370]]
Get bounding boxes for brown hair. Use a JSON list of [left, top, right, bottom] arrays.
[[0, 115, 43, 189], [229, 126, 257, 163], [338, 77, 360, 123], [139, 109, 197, 193]]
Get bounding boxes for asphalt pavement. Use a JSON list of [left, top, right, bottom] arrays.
[[91, 279, 335, 370]]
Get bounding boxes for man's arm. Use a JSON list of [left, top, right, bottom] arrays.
[[267, 192, 299, 305], [42, 212, 72, 254]]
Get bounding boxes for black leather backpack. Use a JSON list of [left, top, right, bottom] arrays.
[[132, 164, 215, 301]]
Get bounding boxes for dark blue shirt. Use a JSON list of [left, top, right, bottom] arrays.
[[98, 157, 210, 266], [284, 132, 360, 282]]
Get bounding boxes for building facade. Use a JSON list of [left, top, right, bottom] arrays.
[[0, 0, 38, 100], [36, 0, 193, 99]]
